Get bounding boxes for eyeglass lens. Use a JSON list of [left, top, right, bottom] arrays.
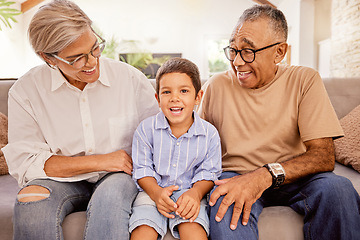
[[224, 47, 255, 63], [72, 41, 106, 69]]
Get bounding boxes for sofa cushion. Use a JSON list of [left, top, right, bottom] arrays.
[[334, 104, 360, 173], [0, 112, 8, 175]]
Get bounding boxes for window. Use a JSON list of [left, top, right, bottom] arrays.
[[207, 38, 230, 78]]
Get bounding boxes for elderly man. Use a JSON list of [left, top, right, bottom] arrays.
[[198, 5, 360, 240]]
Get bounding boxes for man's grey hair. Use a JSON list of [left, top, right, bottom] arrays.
[[238, 5, 288, 41]]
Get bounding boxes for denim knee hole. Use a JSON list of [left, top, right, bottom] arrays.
[[17, 185, 51, 202]]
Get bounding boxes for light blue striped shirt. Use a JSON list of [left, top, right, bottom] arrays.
[[132, 111, 222, 191]]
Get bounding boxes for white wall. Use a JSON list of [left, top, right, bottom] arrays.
[[0, 1, 43, 78], [2, 0, 255, 78], [278, 0, 317, 68], [278, 0, 301, 66], [1, 0, 322, 79]]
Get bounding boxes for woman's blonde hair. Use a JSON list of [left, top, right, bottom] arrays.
[[28, 0, 92, 57]]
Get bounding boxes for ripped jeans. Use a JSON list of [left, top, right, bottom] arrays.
[[13, 172, 138, 240]]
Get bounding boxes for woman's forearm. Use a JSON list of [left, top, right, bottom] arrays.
[[44, 149, 133, 177], [44, 154, 104, 178]]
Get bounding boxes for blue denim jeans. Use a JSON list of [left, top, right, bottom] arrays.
[[13, 172, 138, 240], [209, 171, 360, 240]]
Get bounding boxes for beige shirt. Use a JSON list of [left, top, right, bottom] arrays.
[[3, 57, 159, 187], [198, 64, 343, 173]]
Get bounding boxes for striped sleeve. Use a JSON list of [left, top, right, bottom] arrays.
[[131, 119, 161, 189], [192, 123, 222, 184]]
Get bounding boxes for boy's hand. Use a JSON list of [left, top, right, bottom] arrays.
[[175, 188, 201, 222], [153, 185, 179, 219]]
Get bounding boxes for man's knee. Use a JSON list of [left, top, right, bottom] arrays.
[[17, 185, 50, 202], [307, 173, 358, 206]]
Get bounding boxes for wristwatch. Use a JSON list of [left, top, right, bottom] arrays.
[[263, 163, 286, 188]]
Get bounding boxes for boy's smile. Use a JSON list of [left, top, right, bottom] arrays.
[[170, 107, 183, 115], [156, 72, 203, 138]]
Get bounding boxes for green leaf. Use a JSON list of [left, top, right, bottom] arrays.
[[0, 0, 21, 30]]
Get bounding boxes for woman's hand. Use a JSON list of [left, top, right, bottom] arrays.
[[102, 150, 133, 175]]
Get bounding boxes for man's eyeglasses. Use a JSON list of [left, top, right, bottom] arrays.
[[50, 33, 106, 69], [223, 42, 281, 63]]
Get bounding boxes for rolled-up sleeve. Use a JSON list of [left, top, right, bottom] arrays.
[[132, 122, 161, 189], [192, 126, 222, 184], [2, 89, 53, 187]]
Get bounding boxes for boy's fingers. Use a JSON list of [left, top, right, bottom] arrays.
[[162, 194, 177, 209], [183, 205, 197, 220], [179, 201, 192, 217], [189, 207, 200, 222], [159, 209, 175, 219], [164, 197, 177, 210], [167, 185, 179, 195], [176, 196, 183, 211]]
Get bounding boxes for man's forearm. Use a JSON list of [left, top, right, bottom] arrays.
[[281, 137, 335, 184]]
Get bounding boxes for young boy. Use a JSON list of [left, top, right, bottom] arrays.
[[129, 58, 222, 240]]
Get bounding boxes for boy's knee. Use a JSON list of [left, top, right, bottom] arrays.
[[17, 185, 50, 202]]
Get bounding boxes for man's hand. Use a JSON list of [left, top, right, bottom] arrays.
[[152, 185, 179, 219], [209, 168, 272, 230], [176, 188, 202, 222]]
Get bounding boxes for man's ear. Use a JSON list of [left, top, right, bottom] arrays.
[[274, 43, 288, 64], [39, 52, 56, 67], [195, 89, 204, 105]]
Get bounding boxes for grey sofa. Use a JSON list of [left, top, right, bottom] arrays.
[[0, 77, 359, 240]]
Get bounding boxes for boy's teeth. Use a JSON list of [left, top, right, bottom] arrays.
[[171, 108, 182, 111]]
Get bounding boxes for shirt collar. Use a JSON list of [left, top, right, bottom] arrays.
[[155, 110, 207, 137], [50, 58, 110, 92]]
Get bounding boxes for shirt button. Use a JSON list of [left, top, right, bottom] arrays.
[[176, 142, 180, 146], [173, 164, 177, 167]]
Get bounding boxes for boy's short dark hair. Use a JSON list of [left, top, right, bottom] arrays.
[[155, 57, 201, 96]]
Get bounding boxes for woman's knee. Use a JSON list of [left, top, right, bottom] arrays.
[[92, 172, 138, 205], [17, 185, 50, 202]]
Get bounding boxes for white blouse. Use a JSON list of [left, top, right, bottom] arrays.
[[2, 57, 159, 187]]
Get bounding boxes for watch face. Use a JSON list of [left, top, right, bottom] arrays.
[[273, 167, 284, 176], [265, 163, 286, 188], [269, 163, 285, 177]]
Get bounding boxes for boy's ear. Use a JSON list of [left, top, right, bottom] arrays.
[[155, 93, 160, 105], [195, 90, 204, 105]]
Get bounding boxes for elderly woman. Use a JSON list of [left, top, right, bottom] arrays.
[[2, 0, 159, 239]]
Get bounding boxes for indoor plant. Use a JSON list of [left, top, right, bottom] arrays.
[[0, 0, 21, 31]]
